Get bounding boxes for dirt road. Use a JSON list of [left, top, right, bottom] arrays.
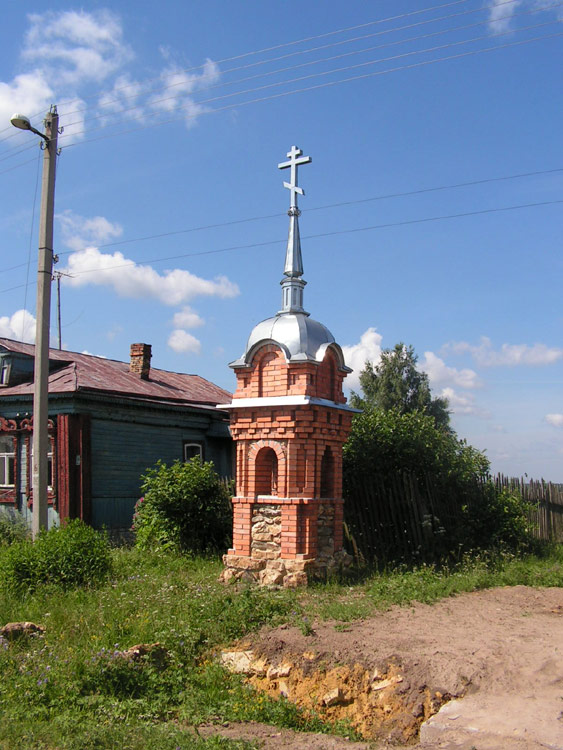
[[200, 585, 563, 749]]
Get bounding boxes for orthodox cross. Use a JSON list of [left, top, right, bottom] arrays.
[[278, 145, 311, 210]]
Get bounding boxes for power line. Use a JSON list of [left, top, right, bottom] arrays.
[[54, 198, 563, 277], [0, 156, 40, 177], [57, 0, 521, 123], [48, 0, 479, 116], [58, 1, 554, 132], [51, 165, 563, 257], [59, 30, 563, 150], [2, 165, 561, 275], [0, 0, 473, 144], [1, 197, 560, 295], [0, 0, 554, 159]]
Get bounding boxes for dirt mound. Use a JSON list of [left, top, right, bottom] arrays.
[[210, 586, 563, 748]]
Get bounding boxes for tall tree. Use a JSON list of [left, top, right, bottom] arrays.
[[350, 343, 450, 429]]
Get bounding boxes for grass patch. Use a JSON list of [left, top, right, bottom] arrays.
[[0, 543, 561, 748]]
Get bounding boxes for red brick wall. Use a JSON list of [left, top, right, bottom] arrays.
[[228, 342, 353, 563]]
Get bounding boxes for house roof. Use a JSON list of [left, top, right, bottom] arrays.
[[0, 338, 231, 408]]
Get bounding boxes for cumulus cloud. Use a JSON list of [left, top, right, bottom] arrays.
[[97, 74, 144, 123], [445, 336, 563, 367], [420, 351, 481, 390], [1, 10, 220, 145], [58, 210, 123, 252], [61, 247, 239, 306], [172, 307, 204, 329], [439, 387, 490, 417], [488, 0, 563, 32], [23, 10, 133, 86], [0, 72, 54, 134], [546, 414, 563, 427], [488, 0, 524, 32], [341, 328, 383, 391], [0, 310, 36, 343], [147, 59, 220, 128], [168, 329, 201, 354]]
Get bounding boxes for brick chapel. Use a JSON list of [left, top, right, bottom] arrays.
[[220, 146, 357, 587]]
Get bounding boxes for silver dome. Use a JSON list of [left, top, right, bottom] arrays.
[[231, 312, 344, 367]]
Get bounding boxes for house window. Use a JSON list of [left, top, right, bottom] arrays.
[[184, 442, 203, 462], [0, 363, 10, 385], [0, 436, 15, 487]]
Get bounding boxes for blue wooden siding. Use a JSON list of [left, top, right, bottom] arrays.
[[89, 415, 232, 530]]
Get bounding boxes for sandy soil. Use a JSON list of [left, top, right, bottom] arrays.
[[199, 585, 563, 749]]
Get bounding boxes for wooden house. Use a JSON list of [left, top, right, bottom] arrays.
[[0, 339, 232, 535]]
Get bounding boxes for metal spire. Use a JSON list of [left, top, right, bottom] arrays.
[[277, 146, 311, 313]]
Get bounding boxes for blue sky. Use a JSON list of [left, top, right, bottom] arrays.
[[0, 0, 561, 479]]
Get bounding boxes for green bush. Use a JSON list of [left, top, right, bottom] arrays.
[[462, 486, 537, 552], [0, 509, 30, 546], [0, 519, 113, 593], [133, 458, 232, 553]]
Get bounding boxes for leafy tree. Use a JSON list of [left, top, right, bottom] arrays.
[[342, 342, 535, 561], [350, 343, 450, 430]]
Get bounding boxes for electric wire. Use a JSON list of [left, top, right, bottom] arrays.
[[0, 157, 40, 177], [55, 166, 563, 256], [1, 197, 560, 296], [0, 0, 474, 142], [58, 30, 563, 150], [0, 0, 555, 158], [2, 165, 561, 276], [58, 2, 558, 131], [0, 0, 534, 152], [57, 0, 525, 122]]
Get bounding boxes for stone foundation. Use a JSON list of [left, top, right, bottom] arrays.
[[221, 496, 352, 587]]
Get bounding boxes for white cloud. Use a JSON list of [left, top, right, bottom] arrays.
[[23, 10, 133, 86], [61, 246, 239, 306], [0, 72, 54, 135], [0, 310, 36, 343], [147, 59, 220, 128], [421, 351, 481, 390], [341, 327, 383, 391], [488, 0, 563, 32], [445, 336, 563, 367], [488, 0, 523, 32], [172, 307, 204, 329], [546, 414, 563, 427], [440, 387, 490, 418], [58, 210, 123, 252], [1, 11, 220, 145], [97, 74, 144, 124], [168, 329, 201, 354]]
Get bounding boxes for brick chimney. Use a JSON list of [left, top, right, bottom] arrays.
[[130, 343, 152, 380]]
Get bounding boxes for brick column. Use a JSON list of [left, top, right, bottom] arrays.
[[230, 499, 253, 556]]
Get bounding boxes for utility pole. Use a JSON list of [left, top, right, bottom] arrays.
[[12, 107, 59, 538]]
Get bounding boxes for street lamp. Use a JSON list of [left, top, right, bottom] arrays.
[[11, 106, 59, 538]]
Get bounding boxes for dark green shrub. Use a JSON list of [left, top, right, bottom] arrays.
[[0, 519, 113, 593], [0, 509, 30, 546], [133, 458, 232, 553], [462, 485, 537, 552]]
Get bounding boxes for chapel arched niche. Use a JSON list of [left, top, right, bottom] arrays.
[[253, 345, 287, 398], [254, 445, 278, 496]]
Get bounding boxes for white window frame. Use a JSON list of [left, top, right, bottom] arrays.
[[183, 442, 203, 462], [0, 436, 15, 488], [0, 363, 10, 385]]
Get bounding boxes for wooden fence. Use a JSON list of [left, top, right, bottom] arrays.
[[344, 471, 563, 563], [494, 475, 563, 543]]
